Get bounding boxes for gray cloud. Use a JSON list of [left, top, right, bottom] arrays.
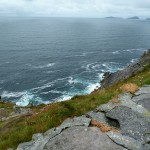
[[0, 0, 150, 18]]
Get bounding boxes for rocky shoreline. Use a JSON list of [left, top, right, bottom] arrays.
[[101, 49, 150, 88], [1, 49, 150, 150], [15, 50, 150, 150]]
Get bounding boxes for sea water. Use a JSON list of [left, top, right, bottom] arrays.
[[0, 17, 150, 106]]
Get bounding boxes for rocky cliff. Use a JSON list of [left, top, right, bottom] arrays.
[[101, 49, 150, 88]]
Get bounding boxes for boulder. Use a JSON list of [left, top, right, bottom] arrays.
[[134, 85, 150, 95], [96, 93, 148, 114], [106, 131, 142, 150], [118, 93, 148, 114], [17, 116, 91, 150], [132, 93, 150, 110], [86, 111, 110, 126], [106, 106, 150, 142], [96, 101, 119, 112], [59, 115, 91, 129], [44, 126, 125, 150]]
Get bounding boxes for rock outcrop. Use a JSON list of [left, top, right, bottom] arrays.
[[16, 85, 150, 150], [101, 49, 150, 88]]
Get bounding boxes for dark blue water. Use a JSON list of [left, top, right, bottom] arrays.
[[0, 17, 150, 106]]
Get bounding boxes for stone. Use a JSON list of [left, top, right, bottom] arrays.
[[135, 85, 150, 95], [17, 116, 91, 150], [59, 115, 91, 129], [96, 93, 148, 114], [118, 93, 148, 114], [96, 101, 119, 112], [106, 106, 150, 142], [44, 126, 125, 150], [132, 93, 150, 110], [86, 111, 110, 126], [106, 131, 142, 150]]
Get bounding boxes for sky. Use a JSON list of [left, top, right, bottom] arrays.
[[0, 0, 150, 18]]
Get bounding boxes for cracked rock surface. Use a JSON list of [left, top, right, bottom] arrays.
[[16, 85, 150, 150]]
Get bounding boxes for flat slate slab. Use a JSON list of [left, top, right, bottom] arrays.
[[86, 111, 110, 126], [134, 85, 150, 95], [106, 131, 142, 150], [44, 126, 125, 150], [17, 116, 91, 150], [132, 93, 150, 110], [106, 106, 150, 142]]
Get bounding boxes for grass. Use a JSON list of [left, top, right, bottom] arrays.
[[0, 63, 149, 149]]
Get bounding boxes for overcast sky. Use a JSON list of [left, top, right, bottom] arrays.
[[0, 0, 150, 18]]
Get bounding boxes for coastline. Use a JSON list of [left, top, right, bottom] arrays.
[[0, 49, 150, 149]]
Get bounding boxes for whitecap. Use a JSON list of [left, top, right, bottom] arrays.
[[86, 83, 100, 93], [31, 82, 54, 92], [16, 92, 45, 106], [33, 63, 55, 69], [1, 91, 26, 98], [130, 59, 137, 63], [112, 51, 119, 54], [65, 53, 86, 58], [82, 62, 98, 71], [55, 95, 72, 102], [98, 73, 104, 81], [16, 93, 34, 106], [123, 48, 145, 53], [102, 62, 123, 73], [68, 77, 74, 84]]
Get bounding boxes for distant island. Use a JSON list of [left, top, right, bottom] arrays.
[[146, 18, 150, 20], [105, 16, 122, 19], [128, 16, 139, 19]]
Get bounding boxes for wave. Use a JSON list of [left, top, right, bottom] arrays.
[[130, 58, 138, 63], [82, 62, 123, 73], [31, 82, 54, 93], [55, 95, 72, 102], [102, 62, 123, 73], [123, 48, 145, 53], [112, 51, 119, 54], [1, 91, 26, 98], [33, 63, 56, 69]]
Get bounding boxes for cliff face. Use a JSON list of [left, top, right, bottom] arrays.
[[101, 49, 150, 88]]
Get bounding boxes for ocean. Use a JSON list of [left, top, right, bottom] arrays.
[[0, 17, 150, 106]]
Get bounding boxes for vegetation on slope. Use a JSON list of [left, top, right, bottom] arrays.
[[0, 62, 150, 150]]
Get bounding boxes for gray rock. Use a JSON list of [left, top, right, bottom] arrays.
[[132, 93, 150, 110], [44, 126, 125, 150], [86, 111, 110, 126], [17, 133, 45, 150], [118, 93, 133, 101], [59, 115, 91, 129], [135, 85, 150, 95], [101, 50, 150, 88], [96, 101, 119, 112], [96, 93, 148, 114], [118, 93, 148, 114], [106, 106, 150, 142], [17, 116, 91, 150], [106, 131, 142, 150]]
